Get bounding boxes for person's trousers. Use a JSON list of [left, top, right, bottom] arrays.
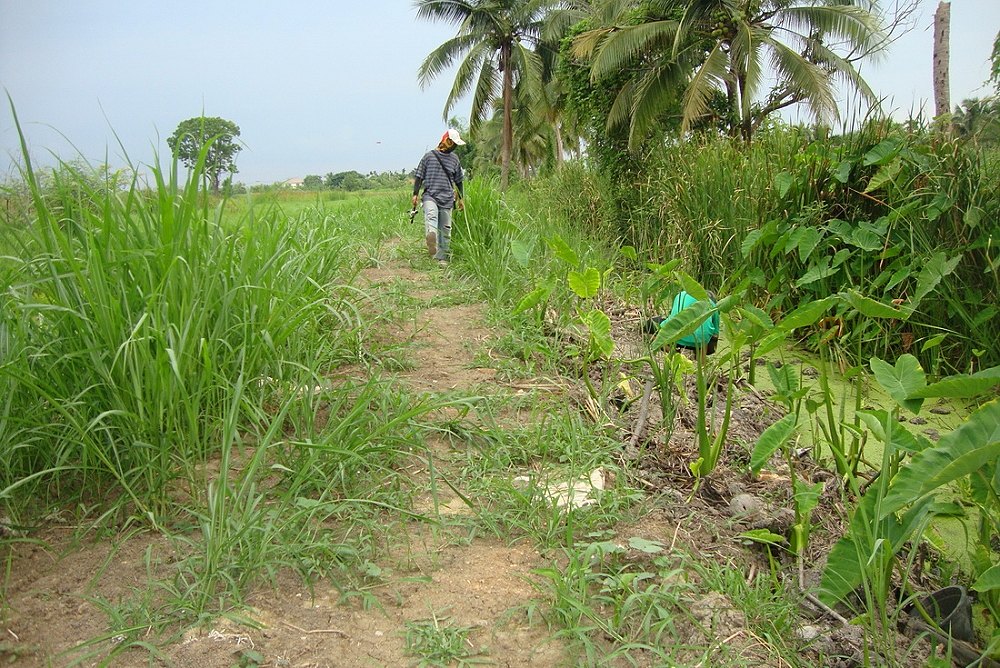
[[423, 199, 452, 261]]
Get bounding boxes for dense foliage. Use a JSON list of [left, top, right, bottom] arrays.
[[528, 121, 1000, 372]]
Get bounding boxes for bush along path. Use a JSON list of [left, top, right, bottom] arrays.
[[2, 198, 997, 667]]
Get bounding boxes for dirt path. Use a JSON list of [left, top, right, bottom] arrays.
[[1, 241, 570, 667]]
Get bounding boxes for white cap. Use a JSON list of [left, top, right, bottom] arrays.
[[442, 128, 466, 145]]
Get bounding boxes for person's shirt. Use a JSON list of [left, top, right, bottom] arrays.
[[414, 150, 463, 209], [670, 291, 720, 347]]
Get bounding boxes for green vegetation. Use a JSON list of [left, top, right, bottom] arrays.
[[2, 4, 999, 666]]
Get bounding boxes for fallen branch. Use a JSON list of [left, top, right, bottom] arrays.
[[628, 379, 655, 450], [802, 592, 851, 627], [280, 620, 349, 637]]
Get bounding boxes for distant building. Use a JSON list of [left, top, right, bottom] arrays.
[[281, 177, 305, 189]]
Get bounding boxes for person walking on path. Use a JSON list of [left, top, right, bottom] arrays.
[[412, 129, 465, 262]]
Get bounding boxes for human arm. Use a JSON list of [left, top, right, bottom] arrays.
[[412, 176, 423, 207]]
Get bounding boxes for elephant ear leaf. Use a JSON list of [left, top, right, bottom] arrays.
[[879, 399, 1000, 521], [649, 300, 712, 351], [870, 355, 925, 415], [749, 413, 798, 474], [908, 365, 1000, 399], [568, 268, 601, 298], [972, 565, 1000, 594]]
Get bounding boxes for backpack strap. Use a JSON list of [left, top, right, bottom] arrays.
[[431, 150, 455, 188]]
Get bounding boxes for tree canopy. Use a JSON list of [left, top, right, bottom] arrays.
[[415, 0, 560, 190], [573, 0, 885, 145], [166, 117, 242, 194]]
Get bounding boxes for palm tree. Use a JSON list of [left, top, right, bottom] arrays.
[[574, 0, 886, 145], [415, 0, 562, 190], [953, 97, 1000, 144]]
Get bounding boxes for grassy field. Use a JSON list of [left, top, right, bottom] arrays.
[[1, 156, 998, 666]]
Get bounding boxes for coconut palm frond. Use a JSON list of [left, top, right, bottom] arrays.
[[809, 40, 876, 103], [571, 27, 614, 59], [768, 38, 838, 124], [628, 63, 686, 149], [445, 42, 493, 117], [681, 42, 731, 135], [414, 0, 475, 26], [591, 20, 680, 80], [468, 58, 501, 132], [418, 36, 467, 88], [782, 4, 886, 54], [607, 79, 638, 132]]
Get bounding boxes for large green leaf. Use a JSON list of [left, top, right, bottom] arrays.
[[580, 309, 614, 358], [972, 564, 1000, 593], [649, 300, 713, 352], [912, 252, 961, 306], [862, 138, 902, 166], [795, 227, 823, 262], [750, 413, 799, 473], [794, 478, 824, 517], [832, 160, 853, 184], [547, 234, 579, 266], [568, 268, 601, 299], [780, 296, 837, 332], [864, 158, 901, 193], [740, 304, 773, 330], [908, 365, 1000, 399], [842, 290, 909, 320], [857, 410, 928, 454], [775, 171, 795, 198], [510, 238, 534, 268], [513, 284, 552, 315], [741, 227, 766, 257], [795, 258, 837, 287], [870, 355, 925, 414], [762, 296, 837, 349], [847, 226, 884, 252], [676, 271, 709, 302], [879, 399, 1000, 520]]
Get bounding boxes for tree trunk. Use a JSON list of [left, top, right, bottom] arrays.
[[500, 41, 514, 192], [933, 2, 951, 119], [554, 122, 564, 170]]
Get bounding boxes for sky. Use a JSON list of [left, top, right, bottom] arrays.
[[1, 1, 998, 186]]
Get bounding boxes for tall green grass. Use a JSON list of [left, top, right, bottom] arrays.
[[0, 154, 360, 521]]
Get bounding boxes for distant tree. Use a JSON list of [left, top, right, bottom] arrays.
[[325, 170, 366, 191], [303, 174, 324, 190], [341, 172, 364, 191], [166, 117, 242, 194]]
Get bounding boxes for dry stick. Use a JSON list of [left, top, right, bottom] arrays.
[[802, 592, 851, 627], [280, 620, 349, 637], [628, 379, 656, 450]]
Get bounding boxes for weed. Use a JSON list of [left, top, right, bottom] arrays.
[[403, 609, 487, 667]]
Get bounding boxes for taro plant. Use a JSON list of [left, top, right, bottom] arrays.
[[819, 355, 1000, 643], [646, 272, 742, 479], [749, 412, 824, 558]]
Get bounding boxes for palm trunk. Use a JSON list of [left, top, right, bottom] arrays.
[[501, 41, 513, 192], [933, 2, 951, 120], [554, 122, 564, 170]]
